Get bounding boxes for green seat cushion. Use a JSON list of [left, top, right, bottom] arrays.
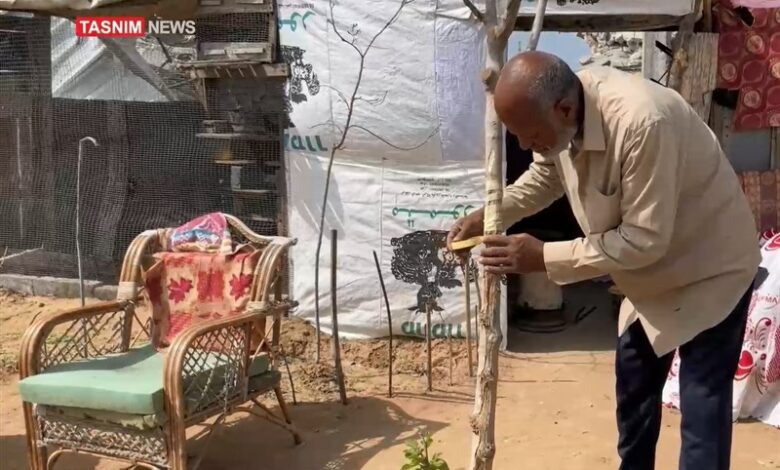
[[19, 346, 271, 416], [20, 345, 165, 415]]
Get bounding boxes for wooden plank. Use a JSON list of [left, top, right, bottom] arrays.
[[669, 0, 703, 92], [513, 14, 687, 32], [677, 33, 718, 121], [709, 102, 727, 145], [178, 62, 288, 80], [213, 159, 255, 165], [197, 132, 278, 141], [232, 188, 276, 196]]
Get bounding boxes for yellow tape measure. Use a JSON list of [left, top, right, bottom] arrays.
[[450, 236, 484, 251]]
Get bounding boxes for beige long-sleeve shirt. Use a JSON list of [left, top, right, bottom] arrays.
[[501, 66, 761, 355]]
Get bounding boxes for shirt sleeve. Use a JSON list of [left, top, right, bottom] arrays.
[[543, 120, 682, 285], [500, 153, 566, 231]]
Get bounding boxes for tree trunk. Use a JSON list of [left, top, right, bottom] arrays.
[[470, 13, 509, 470], [468, 1, 527, 468]]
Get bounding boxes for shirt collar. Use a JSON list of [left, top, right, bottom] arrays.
[[577, 69, 607, 152]]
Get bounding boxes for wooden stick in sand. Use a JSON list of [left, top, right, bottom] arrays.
[[426, 303, 433, 392], [279, 343, 297, 405], [330, 229, 348, 405], [448, 317, 454, 386], [463, 260, 475, 377], [372, 250, 394, 398]]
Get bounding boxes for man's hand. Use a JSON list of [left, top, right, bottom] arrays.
[[478, 234, 546, 274], [447, 209, 485, 259]]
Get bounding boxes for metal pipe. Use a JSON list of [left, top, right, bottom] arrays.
[[76, 137, 99, 307]]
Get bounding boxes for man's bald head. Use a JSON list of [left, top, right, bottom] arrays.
[[495, 51, 582, 154]]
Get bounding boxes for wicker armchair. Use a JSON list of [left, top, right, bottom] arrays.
[[18, 215, 300, 470]]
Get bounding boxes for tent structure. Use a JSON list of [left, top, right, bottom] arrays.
[[0, 1, 704, 351]]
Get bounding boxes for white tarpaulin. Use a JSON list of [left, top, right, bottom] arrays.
[[1, 0, 695, 16], [281, 0, 506, 346]]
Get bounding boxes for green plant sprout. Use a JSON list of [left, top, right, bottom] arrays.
[[401, 432, 450, 470]]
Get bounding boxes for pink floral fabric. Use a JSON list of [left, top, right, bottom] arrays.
[[663, 233, 780, 428], [169, 212, 233, 254]]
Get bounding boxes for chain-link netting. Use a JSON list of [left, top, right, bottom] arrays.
[[0, 9, 288, 284]]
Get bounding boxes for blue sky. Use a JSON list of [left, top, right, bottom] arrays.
[[509, 32, 590, 71]]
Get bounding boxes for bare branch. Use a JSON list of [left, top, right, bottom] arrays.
[[365, 0, 414, 53], [346, 124, 438, 151], [525, 0, 548, 51], [321, 84, 351, 112], [314, 0, 414, 363], [463, 0, 485, 22], [496, 0, 522, 44], [311, 120, 345, 136], [355, 90, 389, 106], [329, 1, 363, 57]]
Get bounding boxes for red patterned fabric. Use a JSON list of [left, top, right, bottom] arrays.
[[144, 250, 260, 348], [730, 1, 780, 7], [717, 4, 780, 129], [738, 170, 780, 233]]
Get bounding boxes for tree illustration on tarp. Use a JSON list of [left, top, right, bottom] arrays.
[[390, 230, 462, 313]]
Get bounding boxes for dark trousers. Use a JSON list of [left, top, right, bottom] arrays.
[[615, 287, 752, 470]]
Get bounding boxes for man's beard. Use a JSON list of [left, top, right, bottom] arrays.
[[541, 124, 579, 157]]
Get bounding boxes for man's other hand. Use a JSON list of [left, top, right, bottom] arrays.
[[447, 209, 485, 259], [478, 233, 546, 274]]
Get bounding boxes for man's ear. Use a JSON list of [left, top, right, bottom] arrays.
[[555, 96, 577, 124]]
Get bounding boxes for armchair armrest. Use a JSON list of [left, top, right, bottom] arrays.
[[245, 299, 298, 316], [163, 311, 264, 423], [19, 300, 136, 379]]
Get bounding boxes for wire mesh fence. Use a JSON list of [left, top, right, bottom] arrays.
[[0, 11, 288, 283]]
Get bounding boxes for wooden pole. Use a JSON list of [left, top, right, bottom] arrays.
[[372, 250, 394, 398], [330, 229, 348, 405], [279, 343, 297, 405], [526, 0, 548, 52], [463, 261, 474, 377], [669, 0, 703, 92], [448, 326, 454, 387], [465, 0, 524, 468], [426, 302, 433, 392]]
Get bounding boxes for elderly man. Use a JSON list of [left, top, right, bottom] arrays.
[[447, 51, 760, 470]]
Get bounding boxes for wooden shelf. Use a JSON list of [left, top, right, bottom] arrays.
[[513, 14, 686, 32], [213, 159, 255, 166], [232, 189, 276, 197], [248, 214, 276, 223], [177, 61, 288, 80], [198, 132, 278, 141]]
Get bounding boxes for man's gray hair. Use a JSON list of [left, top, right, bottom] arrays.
[[526, 56, 579, 110]]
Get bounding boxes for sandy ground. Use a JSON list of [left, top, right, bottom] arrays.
[[0, 287, 778, 470]]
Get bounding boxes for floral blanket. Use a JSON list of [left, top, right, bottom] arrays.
[[662, 233, 780, 428], [144, 250, 260, 348]]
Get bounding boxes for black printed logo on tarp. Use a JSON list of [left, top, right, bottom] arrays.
[[390, 230, 462, 314], [281, 45, 321, 106]]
